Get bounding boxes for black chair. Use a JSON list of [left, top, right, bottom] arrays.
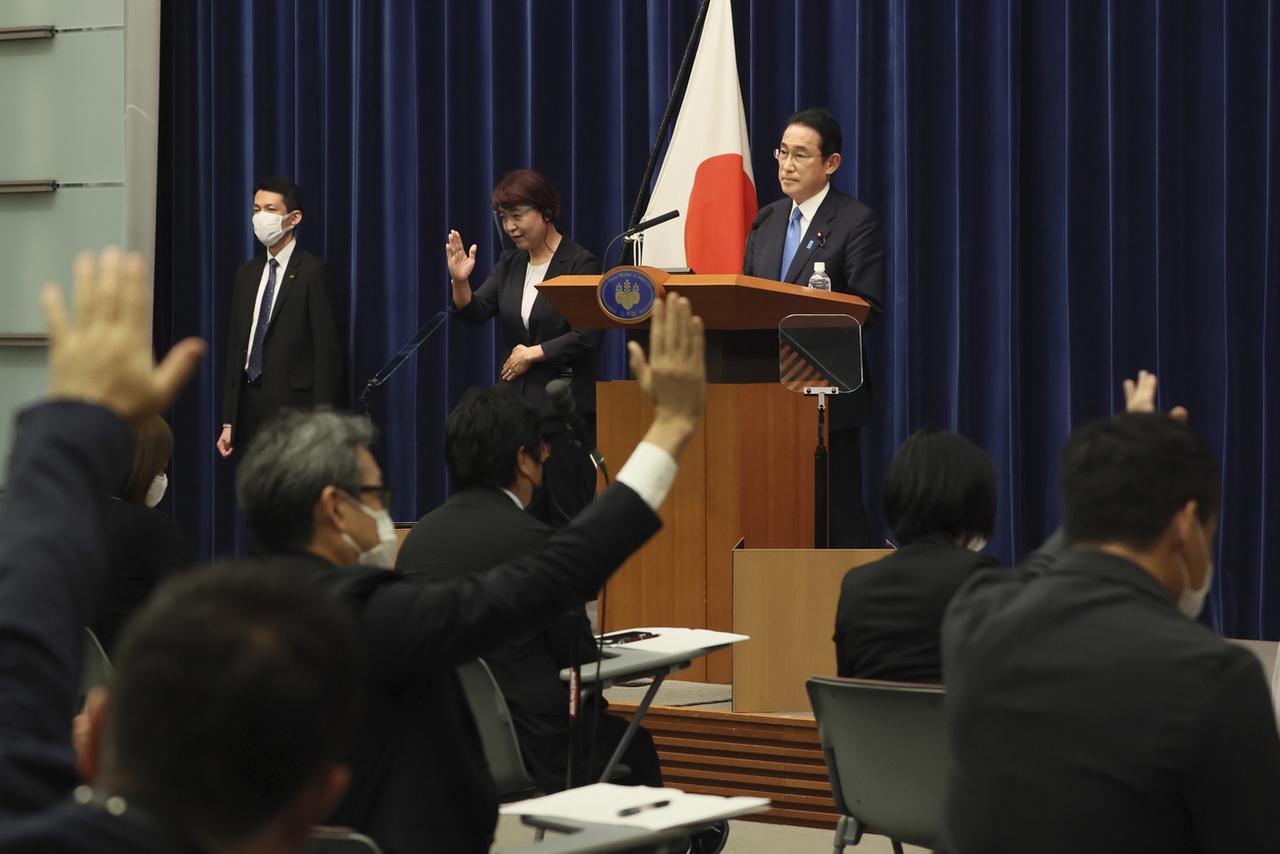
[[457, 658, 542, 802], [806, 676, 947, 854], [77, 627, 112, 711], [302, 829, 382, 853]]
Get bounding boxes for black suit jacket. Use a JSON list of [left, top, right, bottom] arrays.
[[220, 244, 343, 441], [0, 402, 205, 852], [743, 188, 885, 429], [833, 534, 998, 683], [395, 487, 605, 790], [301, 481, 661, 854], [93, 500, 194, 655], [453, 236, 602, 418], [939, 549, 1280, 854]]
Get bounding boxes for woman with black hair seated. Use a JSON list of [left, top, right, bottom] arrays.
[[833, 427, 999, 683], [94, 414, 194, 654]]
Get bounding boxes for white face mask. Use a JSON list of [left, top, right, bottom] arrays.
[[144, 472, 168, 508], [339, 495, 398, 570], [252, 211, 294, 248], [966, 536, 988, 553], [1176, 521, 1214, 619]]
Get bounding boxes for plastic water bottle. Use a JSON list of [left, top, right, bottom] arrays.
[[808, 261, 831, 291]]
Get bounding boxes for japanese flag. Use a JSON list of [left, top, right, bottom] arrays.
[[639, 0, 757, 273]]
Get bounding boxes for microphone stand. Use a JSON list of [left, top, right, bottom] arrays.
[[357, 310, 449, 413]]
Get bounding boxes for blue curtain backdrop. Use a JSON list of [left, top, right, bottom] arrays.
[[154, 0, 1280, 640]]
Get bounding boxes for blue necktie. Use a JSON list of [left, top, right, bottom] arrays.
[[779, 207, 803, 280], [246, 258, 279, 381]]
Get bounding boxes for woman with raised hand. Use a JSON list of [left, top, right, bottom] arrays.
[[446, 169, 602, 526]]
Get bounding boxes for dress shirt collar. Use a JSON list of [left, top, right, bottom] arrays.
[[790, 181, 831, 226], [499, 487, 525, 509], [266, 235, 297, 271]]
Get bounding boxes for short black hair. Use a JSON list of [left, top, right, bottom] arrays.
[[881, 427, 997, 545], [106, 562, 360, 844], [1061, 412, 1220, 550], [784, 107, 843, 159], [253, 175, 303, 213], [444, 386, 542, 491]]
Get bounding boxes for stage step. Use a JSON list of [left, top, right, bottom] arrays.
[[610, 703, 840, 829]]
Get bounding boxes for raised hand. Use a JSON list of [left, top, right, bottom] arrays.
[[627, 293, 706, 458], [42, 248, 205, 422], [444, 229, 477, 284], [1122, 369, 1189, 424]]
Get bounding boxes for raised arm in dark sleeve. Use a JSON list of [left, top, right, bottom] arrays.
[[361, 480, 660, 675], [0, 402, 131, 819], [1183, 649, 1280, 853]]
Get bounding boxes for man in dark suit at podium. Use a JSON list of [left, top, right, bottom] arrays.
[[217, 176, 343, 459], [742, 108, 885, 547]]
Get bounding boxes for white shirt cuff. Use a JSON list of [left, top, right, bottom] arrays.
[[615, 441, 679, 511]]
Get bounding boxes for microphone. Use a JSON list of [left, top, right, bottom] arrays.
[[546, 378, 586, 443], [749, 206, 775, 231], [623, 209, 680, 238], [546, 378, 609, 478], [604, 209, 682, 266]]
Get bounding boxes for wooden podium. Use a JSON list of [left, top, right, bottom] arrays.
[[537, 272, 869, 682]]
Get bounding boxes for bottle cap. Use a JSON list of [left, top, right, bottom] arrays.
[[813, 261, 826, 273]]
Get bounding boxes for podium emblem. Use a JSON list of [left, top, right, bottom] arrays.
[[597, 266, 665, 324]]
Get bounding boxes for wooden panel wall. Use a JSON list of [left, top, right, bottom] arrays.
[[597, 381, 817, 683], [610, 703, 841, 829]]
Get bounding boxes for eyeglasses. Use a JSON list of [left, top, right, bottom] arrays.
[[345, 484, 394, 509], [494, 204, 537, 225], [773, 148, 817, 166]]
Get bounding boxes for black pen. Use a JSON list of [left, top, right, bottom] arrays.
[[618, 799, 670, 817]]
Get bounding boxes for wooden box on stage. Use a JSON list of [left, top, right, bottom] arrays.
[[537, 271, 868, 682]]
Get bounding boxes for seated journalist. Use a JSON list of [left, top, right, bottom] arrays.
[[833, 427, 999, 682], [94, 413, 194, 654], [938, 410, 1280, 853], [396, 386, 664, 792], [0, 249, 363, 854], [236, 292, 708, 854]]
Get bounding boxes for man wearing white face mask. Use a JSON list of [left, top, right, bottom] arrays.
[[237, 294, 708, 854], [218, 176, 342, 460], [938, 413, 1280, 854]]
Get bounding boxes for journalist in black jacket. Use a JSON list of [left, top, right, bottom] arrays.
[[834, 428, 997, 683], [938, 414, 1280, 854], [237, 293, 704, 854], [396, 388, 663, 793]]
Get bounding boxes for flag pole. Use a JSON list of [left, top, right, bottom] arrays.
[[619, 0, 714, 265]]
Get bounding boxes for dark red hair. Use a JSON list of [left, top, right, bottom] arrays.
[[491, 169, 560, 220]]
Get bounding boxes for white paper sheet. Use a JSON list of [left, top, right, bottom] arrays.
[[599, 627, 749, 654], [500, 783, 769, 830]]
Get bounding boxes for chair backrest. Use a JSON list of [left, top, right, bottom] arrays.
[[456, 658, 541, 801], [81, 628, 113, 696], [806, 676, 947, 847], [302, 829, 383, 853]]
